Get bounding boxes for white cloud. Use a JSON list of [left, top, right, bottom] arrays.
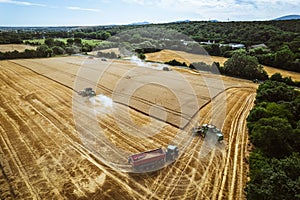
[[67, 6, 101, 12], [122, 0, 144, 5], [122, 0, 300, 21], [122, 0, 300, 7], [0, 0, 45, 6]]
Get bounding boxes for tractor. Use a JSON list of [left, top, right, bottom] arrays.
[[192, 124, 224, 142]]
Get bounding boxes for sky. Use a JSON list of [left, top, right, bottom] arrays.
[[0, 0, 299, 26]]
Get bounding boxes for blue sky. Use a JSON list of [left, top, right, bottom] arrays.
[[0, 0, 299, 26]]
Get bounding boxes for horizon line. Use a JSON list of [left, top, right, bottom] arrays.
[[1, 17, 299, 28]]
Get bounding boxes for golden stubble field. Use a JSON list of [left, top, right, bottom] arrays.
[[0, 44, 37, 52], [146, 49, 300, 81], [0, 55, 257, 199]]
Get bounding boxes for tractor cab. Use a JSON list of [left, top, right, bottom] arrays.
[[216, 132, 224, 142], [166, 145, 179, 162]]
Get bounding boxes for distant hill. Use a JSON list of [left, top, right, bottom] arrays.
[[273, 15, 300, 21], [173, 20, 190, 23], [129, 21, 150, 25]]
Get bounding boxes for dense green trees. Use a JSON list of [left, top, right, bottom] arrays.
[[203, 44, 220, 56], [0, 37, 95, 59], [223, 51, 268, 80], [164, 59, 188, 67], [52, 46, 65, 55], [0, 47, 51, 59], [270, 73, 300, 87], [0, 32, 22, 44], [137, 53, 146, 60], [1, 19, 300, 71], [256, 80, 297, 103], [44, 38, 55, 47], [246, 80, 300, 199], [247, 152, 300, 200], [107, 20, 299, 72], [250, 117, 294, 158], [189, 61, 221, 74], [96, 51, 117, 58]]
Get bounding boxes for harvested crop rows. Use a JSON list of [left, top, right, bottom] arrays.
[[0, 57, 256, 199], [0, 44, 37, 53], [146, 49, 300, 81]]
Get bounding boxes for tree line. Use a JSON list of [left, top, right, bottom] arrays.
[[79, 20, 300, 73], [163, 50, 300, 87], [164, 51, 268, 80], [0, 20, 299, 72], [83, 20, 300, 72], [203, 42, 300, 72], [246, 80, 300, 199], [0, 38, 96, 60]]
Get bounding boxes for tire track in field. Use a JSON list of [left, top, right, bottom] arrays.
[[5, 60, 176, 173], [216, 94, 246, 200], [178, 88, 235, 200], [0, 62, 137, 198], [0, 108, 40, 199], [10, 59, 217, 129], [227, 93, 255, 200], [6, 60, 192, 169], [0, 67, 90, 198], [3, 63, 169, 197], [147, 88, 239, 199], [227, 92, 255, 200], [164, 95, 229, 199], [2, 62, 80, 142], [1, 63, 118, 198], [217, 89, 255, 200], [0, 125, 17, 199], [195, 89, 249, 199], [145, 88, 230, 198], [145, 122, 201, 199], [0, 59, 256, 199]]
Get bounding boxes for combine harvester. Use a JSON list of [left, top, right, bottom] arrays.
[[192, 124, 224, 142], [78, 87, 96, 97], [128, 145, 179, 172]]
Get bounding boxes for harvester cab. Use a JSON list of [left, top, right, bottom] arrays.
[[166, 145, 179, 162], [192, 124, 206, 137], [216, 132, 224, 142], [209, 125, 224, 142], [78, 87, 96, 97], [193, 124, 224, 142]]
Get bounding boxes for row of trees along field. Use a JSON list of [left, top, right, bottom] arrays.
[[165, 51, 267, 80], [246, 80, 300, 199], [0, 20, 299, 71], [80, 20, 300, 72], [164, 50, 300, 86], [0, 38, 97, 59], [202, 42, 300, 72]]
